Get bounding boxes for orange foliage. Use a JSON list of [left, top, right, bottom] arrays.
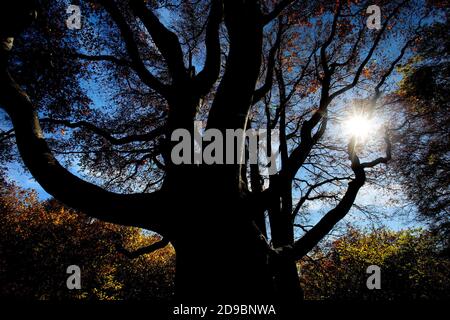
[[0, 182, 175, 300]]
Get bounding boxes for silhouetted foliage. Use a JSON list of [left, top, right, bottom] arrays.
[[391, 11, 450, 253]]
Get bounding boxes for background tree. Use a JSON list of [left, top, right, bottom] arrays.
[[0, 0, 446, 306], [0, 179, 175, 300], [390, 9, 449, 254], [3, 180, 448, 301], [299, 227, 450, 300]]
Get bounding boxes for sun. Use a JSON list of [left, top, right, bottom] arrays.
[[343, 114, 375, 141]]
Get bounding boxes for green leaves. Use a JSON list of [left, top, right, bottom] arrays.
[[299, 227, 450, 300]]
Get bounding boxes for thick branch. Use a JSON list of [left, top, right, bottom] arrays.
[[130, 0, 187, 85], [0, 68, 168, 234], [252, 18, 283, 105], [206, 0, 264, 130], [97, 0, 168, 95], [278, 135, 392, 260], [194, 0, 223, 96], [116, 237, 170, 259]]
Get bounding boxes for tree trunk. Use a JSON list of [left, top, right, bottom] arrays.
[[165, 170, 303, 314], [166, 170, 273, 302], [172, 222, 275, 303]]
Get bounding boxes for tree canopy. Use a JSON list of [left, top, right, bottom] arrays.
[[391, 13, 449, 252]]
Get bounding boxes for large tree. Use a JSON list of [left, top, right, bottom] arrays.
[[0, 0, 443, 307], [390, 11, 450, 253]]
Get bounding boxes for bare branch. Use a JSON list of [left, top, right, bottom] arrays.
[[292, 176, 352, 218], [97, 0, 169, 95], [0, 128, 14, 142], [329, 0, 409, 101], [360, 133, 392, 168], [276, 140, 366, 260], [41, 118, 164, 145], [375, 37, 415, 95], [116, 237, 170, 259], [69, 52, 130, 67], [262, 0, 298, 25], [320, 1, 342, 77]]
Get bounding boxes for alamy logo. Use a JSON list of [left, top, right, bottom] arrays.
[[366, 5, 381, 30], [66, 265, 81, 290], [366, 265, 381, 289], [66, 5, 81, 30], [171, 121, 280, 175]]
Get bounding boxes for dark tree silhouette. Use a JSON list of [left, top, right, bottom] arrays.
[[0, 0, 443, 307], [391, 13, 450, 254]]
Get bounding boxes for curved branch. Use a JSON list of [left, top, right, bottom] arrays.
[[252, 18, 283, 105], [129, 0, 187, 85], [194, 0, 223, 96], [41, 118, 164, 145], [115, 237, 170, 259], [277, 135, 392, 260], [329, 0, 409, 101], [276, 141, 366, 260], [375, 37, 415, 95], [292, 176, 352, 218], [277, 1, 409, 186], [360, 133, 392, 168], [0, 68, 168, 234], [97, 0, 169, 96], [320, 1, 342, 77]]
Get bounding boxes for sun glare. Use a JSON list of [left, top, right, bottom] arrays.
[[344, 114, 375, 141]]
